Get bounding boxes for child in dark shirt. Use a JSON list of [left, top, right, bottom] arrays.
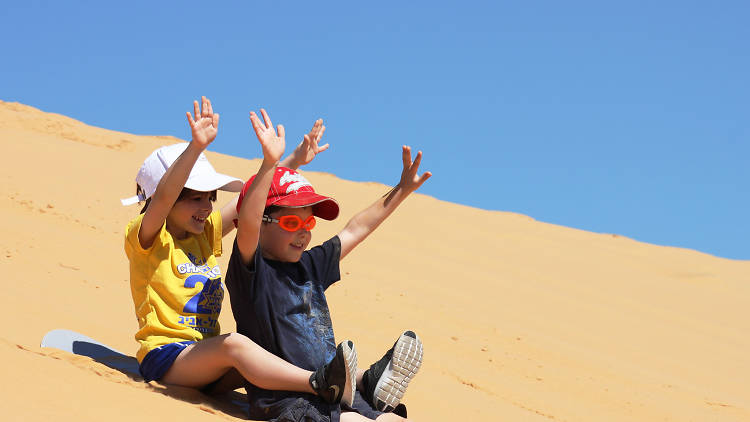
[[226, 108, 429, 422]]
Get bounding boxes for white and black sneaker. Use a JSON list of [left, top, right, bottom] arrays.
[[309, 340, 358, 406], [361, 331, 423, 412]]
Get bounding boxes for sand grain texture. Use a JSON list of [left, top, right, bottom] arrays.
[[1, 100, 748, 421]]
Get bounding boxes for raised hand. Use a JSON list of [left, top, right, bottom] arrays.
[[249, 108, 285, 164], [294, 119, 330, 166], [186, 96, 219, 149], [398, 146, 432, 194]]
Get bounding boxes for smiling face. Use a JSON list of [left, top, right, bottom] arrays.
[[165, 189, 215, 240], [259, 206, 313, 262]]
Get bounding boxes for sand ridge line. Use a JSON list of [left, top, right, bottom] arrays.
[[4, 192, 104, 233], [444, 368, 560, 421]]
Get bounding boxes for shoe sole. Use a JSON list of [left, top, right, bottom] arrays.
[[373, 331, 423, 412], [340, 340, 358, 407]]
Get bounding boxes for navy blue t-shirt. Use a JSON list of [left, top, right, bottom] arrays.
[[225, 236, 341, 420]]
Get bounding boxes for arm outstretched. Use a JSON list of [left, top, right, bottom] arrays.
[[338, 146, 431, 260]]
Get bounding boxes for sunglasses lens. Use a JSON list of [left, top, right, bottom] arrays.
[[279, 215, 301, 231], [277, 215, 316, 232]]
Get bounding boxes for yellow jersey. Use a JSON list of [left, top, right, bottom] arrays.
[[125, 211, 224, 363]]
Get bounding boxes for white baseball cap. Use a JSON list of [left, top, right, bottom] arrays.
[[121, 142, 242, 206]]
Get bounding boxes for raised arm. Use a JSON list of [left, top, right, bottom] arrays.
[[220, 195, 240, 237], [337, 146, 431, 260], [219, 119, 327, 235], [139, 96, 219, 249], [236, 109, 286, 265], [279, 118, 329, 170]]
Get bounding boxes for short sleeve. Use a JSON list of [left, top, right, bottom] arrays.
[[300, 236, 342, 290], [205, 210, 223, 257], [225, 238, 261, 300], [124, 213, 166, 257]]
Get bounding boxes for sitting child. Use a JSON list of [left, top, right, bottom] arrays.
[[225, 108, 430, 421], [122, 97, 356, 406]]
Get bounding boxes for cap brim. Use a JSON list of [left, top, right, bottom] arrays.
[[270, 192, 340, 220], [185, 173, 243, 193]]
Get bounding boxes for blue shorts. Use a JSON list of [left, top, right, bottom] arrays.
[[139, 341, 195, 382]]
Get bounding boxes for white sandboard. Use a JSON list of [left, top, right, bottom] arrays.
[[41, 328, 140, 376]]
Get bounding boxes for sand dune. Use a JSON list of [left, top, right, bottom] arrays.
[[1, 100, 748, 421]]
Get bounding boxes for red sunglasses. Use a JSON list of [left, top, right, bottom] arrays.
[[262, 214, 316, 232]]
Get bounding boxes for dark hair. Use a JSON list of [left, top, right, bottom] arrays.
[[178, 188, 217, 202], [263, 205, 283, 218], [137, 184, 149, 214], [137, 184, 217, 214]]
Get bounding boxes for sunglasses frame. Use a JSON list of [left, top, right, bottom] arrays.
[[262, 214, 316, 232]]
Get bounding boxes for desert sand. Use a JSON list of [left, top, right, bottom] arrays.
[[1, 100, 748, 421]]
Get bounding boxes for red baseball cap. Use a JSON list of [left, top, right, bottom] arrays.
[[236, 167, 339, 221]]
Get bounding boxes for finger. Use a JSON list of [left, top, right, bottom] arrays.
[[303, 134, 312, 146], [193, 100, 200, 121], [317, 125, 326, 142], [249, 112, 262, 132], [260, 109, 273, 129], [213, 112, 220, 128], [317, 143, 330, 152], [405, 151, 422, 179], [277, 124, 285, 139], [206, 97, 213, 115], [414, 171, 432, 189], [402, 145, 412, 169], [411, 150, 423, 172], [201, 96, 208, 117], [186, 111, 196, 128]]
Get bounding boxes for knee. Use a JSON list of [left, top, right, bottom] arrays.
[[221, 332, 254, 356]]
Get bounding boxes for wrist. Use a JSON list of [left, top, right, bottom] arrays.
[[288, 152, 304, 169], [187, 140, 207, 152], [260, 158, 279, 170], [182, 142, 206, 161], [393, 183, 413, 198]]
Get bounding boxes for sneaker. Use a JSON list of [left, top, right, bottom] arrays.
[[309, 340, 358, 406], [362, 330, 423, 412]]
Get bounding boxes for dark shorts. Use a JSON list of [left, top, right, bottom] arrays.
[[343, 391, 387, 420], [271, 391, 402, 422], [139, 341, 195, 382]]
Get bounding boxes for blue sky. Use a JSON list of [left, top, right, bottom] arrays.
[[3, 1, 748, 260]]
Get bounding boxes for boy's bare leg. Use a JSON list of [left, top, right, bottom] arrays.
[[161, 333, 315, 394]]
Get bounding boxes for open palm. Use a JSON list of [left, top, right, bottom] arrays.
[[250, 108, 285, 163], [296, 119, 329, 165], [186, 96, 219, 148]]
